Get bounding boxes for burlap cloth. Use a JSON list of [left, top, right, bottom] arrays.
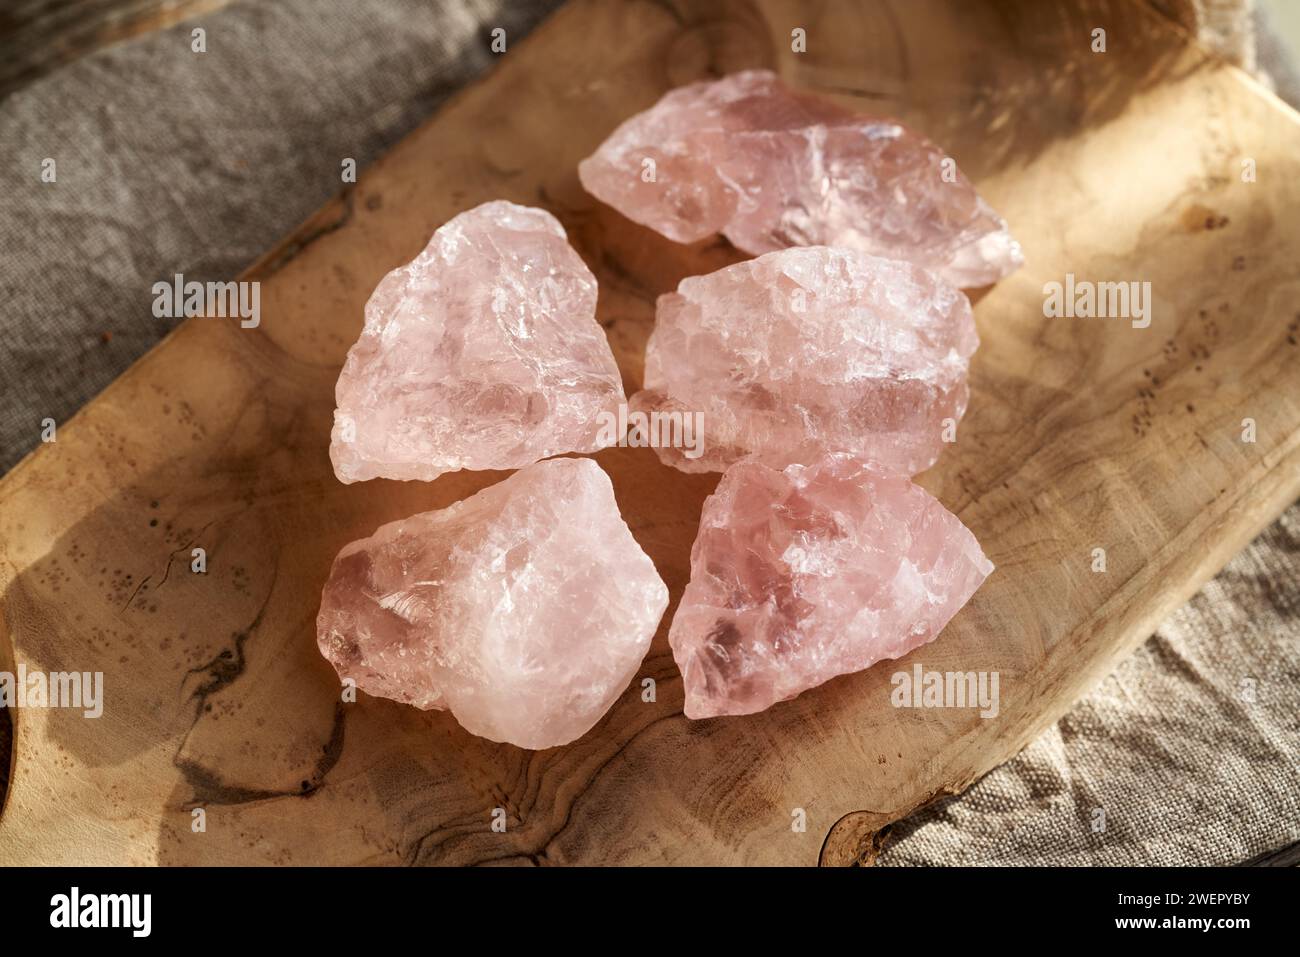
[[0, 0, 1295, 865]]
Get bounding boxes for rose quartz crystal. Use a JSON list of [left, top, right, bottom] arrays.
[[632, 246, 977, 476], [578, 69, 1022, 288], [316, 458, 668, 749], [330, 200, 625, 484], [670, 453, 993, 719]]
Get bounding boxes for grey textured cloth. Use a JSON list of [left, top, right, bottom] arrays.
[[0, 0, 563, 476], [1258, 2, 1300, 106], [0, 0, 1295, 865], [880, 505, 1300, 866]]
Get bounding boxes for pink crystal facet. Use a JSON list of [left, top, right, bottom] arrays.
[[578, 69, 1022, 288], [632, 246, 977, 477], [670, 453, 993, 719], [316, 458, 668, 749], [330, 200, 625, 484]]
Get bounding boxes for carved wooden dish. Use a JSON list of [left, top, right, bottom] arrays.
[[1, 0, 1297, 865]]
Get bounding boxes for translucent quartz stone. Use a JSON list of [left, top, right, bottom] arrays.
[[330, 201, 625, 484], [317, 458, 668, 749], [632, 246, 978, 477], [579, 69, 1022, 288], [669, 453, 993, 719]]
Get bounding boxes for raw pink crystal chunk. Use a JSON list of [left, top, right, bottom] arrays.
[[330, 201, 625, 484], [632, 246, 977, 476], [578, 69, 1022, 288], [316, 458, 668, 749], [670, 453, 993, 719]]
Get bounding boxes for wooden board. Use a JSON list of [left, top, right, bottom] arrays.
[[1, 0, 1298, 866]]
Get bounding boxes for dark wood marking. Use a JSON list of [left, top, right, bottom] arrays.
[[0, 0, 235, 99], [1241, 840, 1300, 867]]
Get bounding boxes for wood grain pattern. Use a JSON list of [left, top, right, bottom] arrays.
[[1, 0, 1297, 866]]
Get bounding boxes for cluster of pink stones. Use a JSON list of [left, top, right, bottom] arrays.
[[585, 71, 1008, 719], [317, 70, 1014, 748], [319, 202, 666, 750]]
